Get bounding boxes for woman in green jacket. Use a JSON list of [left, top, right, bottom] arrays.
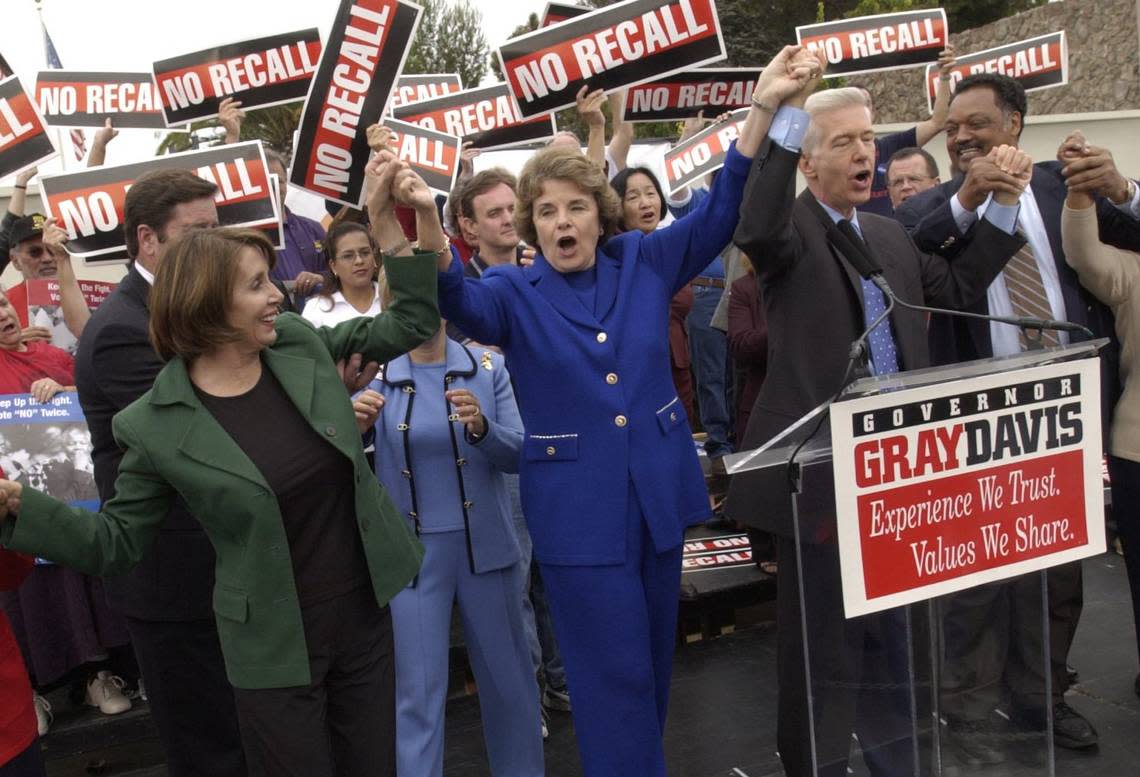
[[0, 152, 441, 777]]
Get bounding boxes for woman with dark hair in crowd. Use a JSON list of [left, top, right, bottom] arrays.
[[428, 45, 821, 777], [356, 303, 543, 776], [301, 221, 384, 328], [0, 152, 441, 777], [0, 224, 134, 733], [610, 166, 697, 422]]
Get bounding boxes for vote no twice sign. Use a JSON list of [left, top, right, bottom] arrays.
[[828, 359, 1105, 617]]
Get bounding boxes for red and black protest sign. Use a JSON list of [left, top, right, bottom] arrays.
[[291, 0, 421, 208], [924, 32, 1067, 113], [389, 73, 462, 110], [830, 360, 1105, 617], [662, 107, 745, 194], [39, 141, 277, 259], [0, 76, 58, 179], [153, 28, 322, 126], [623, 67, 759, 121], [681, 532, 753, 571], [541, 2, 590, 27], [797, 8, 947, 78], [25, 278, 118, 353], [391, 83, 556, 150], [384, 118, 462, 197], [34, 71, 166, 130], [497, 0, 726, 119]]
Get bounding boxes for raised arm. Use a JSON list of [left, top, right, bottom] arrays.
[[606, 90, 633, 173], [576, 86, 607, 171], [914, 46, 955, 147], [43, 221, 91, 339], [87, 119, 118, 167]]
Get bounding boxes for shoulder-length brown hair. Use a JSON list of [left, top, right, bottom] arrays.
[[149, 228, 277, 362], [513, 147, 622, 249]]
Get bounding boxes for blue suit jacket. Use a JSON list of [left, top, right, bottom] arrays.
[[437, 144, 752, 565], [371, 340, 523, 574]]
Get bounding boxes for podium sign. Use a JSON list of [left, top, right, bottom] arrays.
[[830, 359, 1105, 617]]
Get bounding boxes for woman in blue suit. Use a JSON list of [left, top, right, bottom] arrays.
[[382, 46, 823, 776], [356, 321, 543, 777]]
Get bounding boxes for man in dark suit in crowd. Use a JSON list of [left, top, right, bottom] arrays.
[[894, 73, 1140, 763], [726, 60, 1027, 775], [74, 170, 247, 777]]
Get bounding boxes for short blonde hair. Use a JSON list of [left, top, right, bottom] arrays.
[[802, 87, 872, 155], [513, 147, 622, 248], [149, 228, 277, 361]]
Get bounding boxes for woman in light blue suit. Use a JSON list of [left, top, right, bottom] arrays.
[[379, 46, 822, 776], [356, 321, 543, 777]]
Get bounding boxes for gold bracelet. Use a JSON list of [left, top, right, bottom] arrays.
[[751, 96, 777, 114]]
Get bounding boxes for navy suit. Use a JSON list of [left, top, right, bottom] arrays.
[[437, 144, 751, 775], [895, 165, 1140, 730]]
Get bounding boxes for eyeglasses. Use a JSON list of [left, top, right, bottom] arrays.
[[334, 247, 375, 262], [887, 175, 933, 190]]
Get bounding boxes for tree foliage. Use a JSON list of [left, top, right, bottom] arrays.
[[156, 103, 301, 156], [404, 0, 489, 89]]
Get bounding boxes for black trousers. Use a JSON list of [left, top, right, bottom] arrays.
[[233, 587, 396, 777], [939, 560, 1081, 722], [1108, 455, 1140, 668], [775, 539, 919, 777], [126, 616, 246, 777], [0, 738, 46, 777]]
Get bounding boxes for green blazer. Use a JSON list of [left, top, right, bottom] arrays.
[[0, 253, 439, 689]]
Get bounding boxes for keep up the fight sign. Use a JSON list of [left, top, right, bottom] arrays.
[[924, 32, 1068, 114], [623, 67, 760, 122], [391, 83, 556, 150], [291, 0, 422, 208], [797, 8, 947, 78], [497, 0, 726, 119], [153, 29, 322, 126], [0, 76, 57, 179], [829, 360, 1104, 617], [38, 141, 278, 260], [34, 72, 166, 129]]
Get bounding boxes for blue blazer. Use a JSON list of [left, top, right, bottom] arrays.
[[371, 339, 523, 574], [437, 144, 751, 565]]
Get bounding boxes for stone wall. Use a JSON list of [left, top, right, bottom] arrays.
[[861, 0, 1140, 123]]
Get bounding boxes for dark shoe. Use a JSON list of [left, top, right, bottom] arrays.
[[946, 719, 1006, 767], [1013, 701, 1098, 750]]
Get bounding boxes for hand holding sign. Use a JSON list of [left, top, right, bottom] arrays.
[[219, 97, 245, 144], [15, 166, 37, 187], [42, 219, 70, 260], [576, 85, 605, 128], [93, 119, 118, 150], [0, 479, 22, 520], [936, 44, 957, 79]]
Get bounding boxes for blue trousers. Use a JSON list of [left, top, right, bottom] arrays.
[[391, 530, 544, 777], [688, 285, 733, 457], [539, 490, 683, 777]]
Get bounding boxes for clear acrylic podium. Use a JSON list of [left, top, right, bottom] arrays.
[[725, 341, 1107, 776]]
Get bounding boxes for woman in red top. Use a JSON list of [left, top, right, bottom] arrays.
[[0, 287, 133, 725], [1, 545, 44, 776]]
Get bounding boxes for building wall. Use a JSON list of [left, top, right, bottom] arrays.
[[862, 0, 1140, 125]]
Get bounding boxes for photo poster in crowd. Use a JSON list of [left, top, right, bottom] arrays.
[[924, 31, 1068, 113], [541, 2, 590, 28], [34, 71, 167, 130], [39, 141, 278, 259], [622, 67, 761, 122], [497, 0, 727, 119], [152, 28, 323, 126], [0, 75, 58, 180], [391, 83, 557, 150], [662, 107, 746, 194], [829, 359, 1105, 618], [0, 392, 100, 524], [23, 278, 117, 354], [291, 0, 423, 208], [796, 8, 948, 78], [383, 118, 461, 197], [388, 73, 462, 111]]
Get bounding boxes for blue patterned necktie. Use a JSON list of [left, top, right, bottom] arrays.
[[842, 219, 899, 376]]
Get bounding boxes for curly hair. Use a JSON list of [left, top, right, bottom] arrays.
[[513, 147, 622, 249]]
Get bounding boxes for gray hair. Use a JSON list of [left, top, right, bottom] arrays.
[[802, 87, 872, 155]]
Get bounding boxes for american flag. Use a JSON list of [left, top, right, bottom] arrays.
[[42, 22, 86, 161]]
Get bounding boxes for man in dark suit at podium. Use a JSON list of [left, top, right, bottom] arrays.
[[726, 57, 1027, 775], [895, 73, 1140, 761]]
